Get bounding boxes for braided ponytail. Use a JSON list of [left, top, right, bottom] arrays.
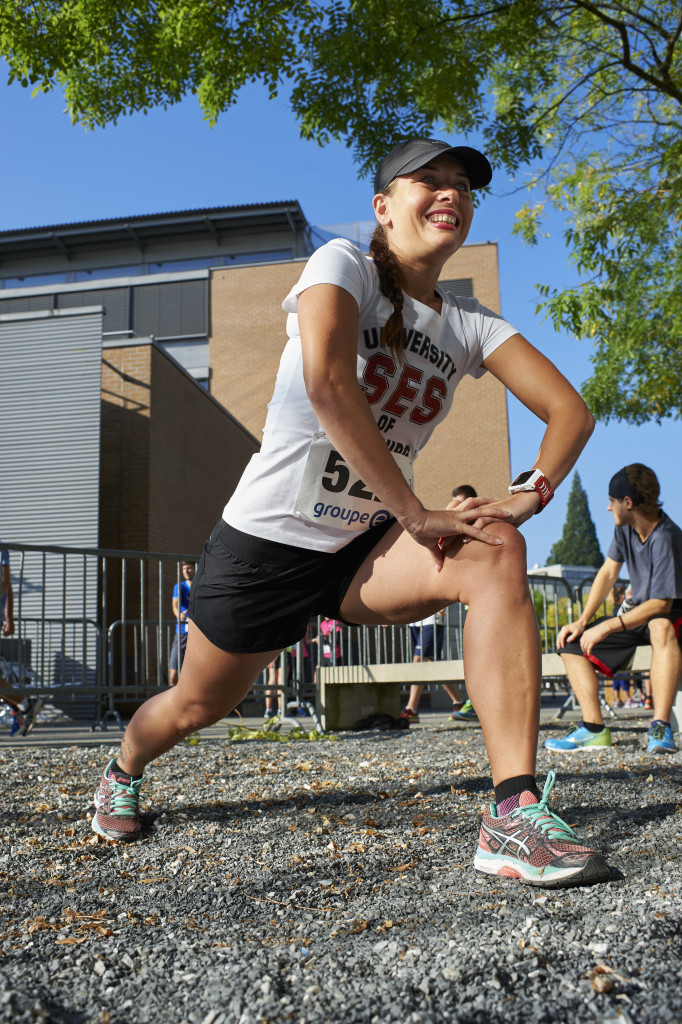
[[369, 219, 406, 363]]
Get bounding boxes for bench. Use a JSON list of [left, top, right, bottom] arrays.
[[317, 646, 682, 732]]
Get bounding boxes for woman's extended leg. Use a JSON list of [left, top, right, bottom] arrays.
[[92, 624, 282, 841], [117, 622, 282, 776], [340, 520, 539, 785]]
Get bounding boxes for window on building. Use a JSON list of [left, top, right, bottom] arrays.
[[57, 288, 130, 335], [222, 250, 292, 265], [438, 278, 474, 297], [0, 294, 55, 315], [133, 280, 208, 339], [1, 272, 68, 288]]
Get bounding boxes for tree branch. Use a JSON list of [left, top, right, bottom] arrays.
[[570, 0, 682, 103]]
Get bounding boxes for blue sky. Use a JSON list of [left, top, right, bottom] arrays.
[[2, 74, 680, 568]]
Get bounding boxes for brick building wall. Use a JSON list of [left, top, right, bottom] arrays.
[[210, 261, 303, 439], [100, 341, 259, 555], [414, 243, 511, 507], [209, 241, 511, 510], [100, 344, 153, 553]]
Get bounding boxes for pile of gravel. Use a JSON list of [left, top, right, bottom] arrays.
[[1, 716, 680, 1024]]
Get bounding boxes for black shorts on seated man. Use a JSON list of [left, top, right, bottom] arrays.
[[546, 464, 682, 754]]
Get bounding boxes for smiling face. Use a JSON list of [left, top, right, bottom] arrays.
[[372, 153, 474, 264]]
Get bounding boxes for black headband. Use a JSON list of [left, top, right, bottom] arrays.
[[608, 468, 645, 505]]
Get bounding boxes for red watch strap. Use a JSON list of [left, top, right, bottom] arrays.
[[534, 476, 554, 513]]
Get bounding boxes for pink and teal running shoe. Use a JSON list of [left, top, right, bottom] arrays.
[[92, 759, 144, 842], [474, 771, 610, 888]]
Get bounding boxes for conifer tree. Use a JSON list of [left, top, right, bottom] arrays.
[[548, 473, 603, 568]]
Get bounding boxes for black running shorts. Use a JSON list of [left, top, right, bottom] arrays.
[[559, 607, 682, 677], [188, 518, 396, 654]]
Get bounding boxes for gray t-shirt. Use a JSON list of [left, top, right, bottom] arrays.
[[607, 512, 682, 604]]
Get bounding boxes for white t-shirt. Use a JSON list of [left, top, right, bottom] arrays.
[[410, 613, 440, 628], [224, 238, 517, 552]]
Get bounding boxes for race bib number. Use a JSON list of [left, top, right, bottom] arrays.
[[294, 434, 413, 532]]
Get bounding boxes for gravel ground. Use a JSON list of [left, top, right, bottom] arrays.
[[1, 714, 680, 1024]]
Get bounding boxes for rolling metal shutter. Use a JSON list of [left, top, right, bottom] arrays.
[[0, 293, 55, 314], [439, 277, 474, 297], [58, 287, 130, 335], [132, 279, 208, 338]]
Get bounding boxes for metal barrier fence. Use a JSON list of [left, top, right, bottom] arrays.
[[0, 540, 626, 729]]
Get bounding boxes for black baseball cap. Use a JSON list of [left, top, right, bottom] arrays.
[[373, 138, 492, 194]]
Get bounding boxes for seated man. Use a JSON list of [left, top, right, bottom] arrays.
[[546, 464, 681, 754]]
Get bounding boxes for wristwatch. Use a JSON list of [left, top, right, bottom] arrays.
[[508, 469, 554, 513]]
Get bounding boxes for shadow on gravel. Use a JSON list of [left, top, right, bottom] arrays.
[[538, 719, 655, 737], [7, 995, 88, 1024], [42, 1002, 89, 1024], [147, 778, 496, 825]]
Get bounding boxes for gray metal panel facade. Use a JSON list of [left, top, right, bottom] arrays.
[[0, 308, 103, 694], [0, 308, 103, 547]]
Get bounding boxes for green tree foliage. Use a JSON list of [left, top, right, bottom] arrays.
[[548, 472, 605, 567], [2, 2, 681, 422]]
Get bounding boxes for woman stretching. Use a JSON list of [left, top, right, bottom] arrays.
[[92, 137, 609, 888]]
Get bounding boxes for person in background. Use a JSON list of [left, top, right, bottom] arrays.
[[169, 561, 195, 687], [610, 585, 629, 707], [400, 610, 460, 722], [546, 465, 681, 754], [614, 585, 652, 709], [1, 543, 42, 736], [263, 650, 291, 720]]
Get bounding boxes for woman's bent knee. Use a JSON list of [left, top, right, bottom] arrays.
[[448, 524, 528, 604], [453, 522, 526, 571]]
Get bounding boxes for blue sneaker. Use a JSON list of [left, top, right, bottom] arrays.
[[544, 723, 612, 751], [9, 712, 23, 737], [647, 721, 677, 754]]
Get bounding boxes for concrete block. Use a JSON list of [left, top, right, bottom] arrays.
[[317, 680, 401, 732]]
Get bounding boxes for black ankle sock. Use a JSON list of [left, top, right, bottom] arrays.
[[114, 761, 142, 781], [581, 721, 605, 733], [494, 774, 540, 807]]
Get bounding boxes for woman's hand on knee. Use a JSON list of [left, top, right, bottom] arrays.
[[466, 492, 540, 528], [403, 502, 510, 571]]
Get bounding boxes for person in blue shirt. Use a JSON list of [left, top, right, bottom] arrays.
[[547, 464, 682, 754], [169, 561, 195, 687]]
